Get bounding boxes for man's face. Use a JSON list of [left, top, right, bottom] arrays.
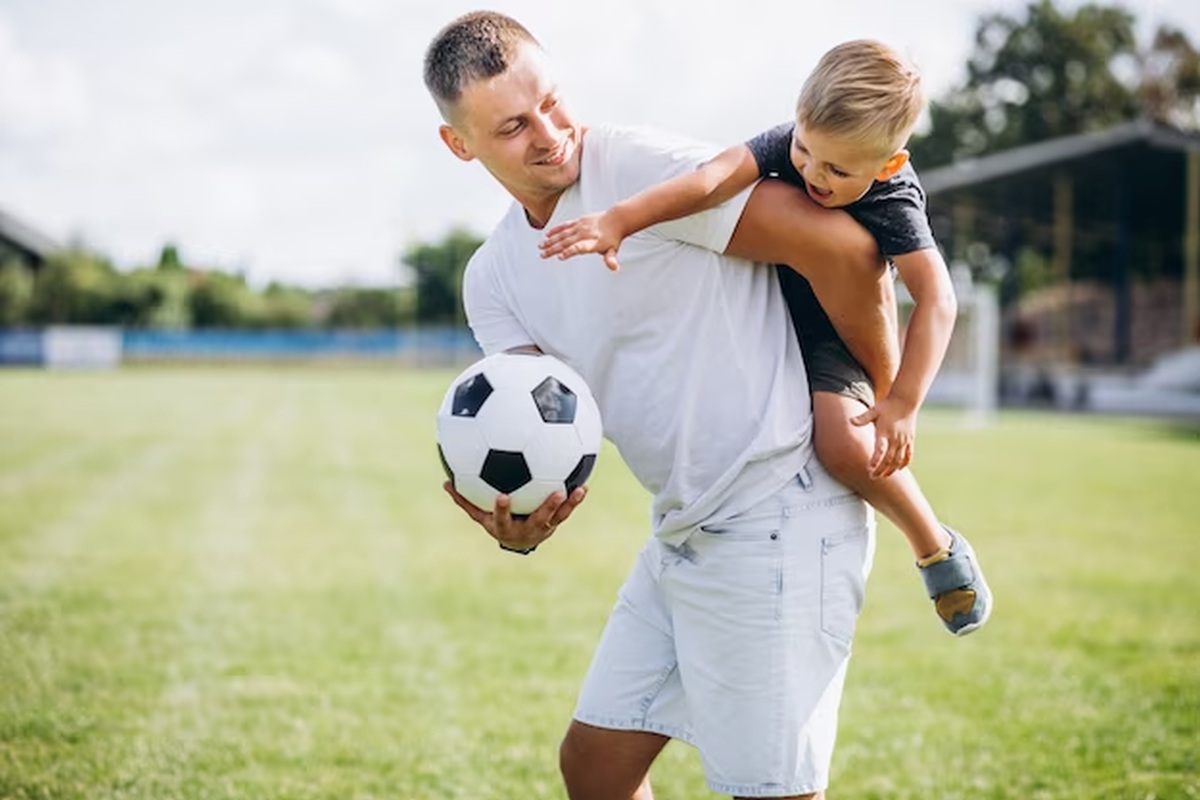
[[789, 124, 897, 208], [439, 43, 582, 221]]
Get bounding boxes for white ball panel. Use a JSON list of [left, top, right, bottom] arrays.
[[523, 423, 587, 480], [453, 472, 501, 512], [475, 388, 544, 452], [436, 415, 491, 476], [507, 477, 567, 516]]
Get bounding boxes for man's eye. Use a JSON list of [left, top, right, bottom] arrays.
[[499, 122, 523, 136]]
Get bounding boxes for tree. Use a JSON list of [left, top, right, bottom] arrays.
[[188, 271, 256, 328], [258, 282, 317, 329], [0, 259, 35, 326], [402, 228, 483, 325], [324, 287, 413, 328], [1136, 25, 1200, 130], [28, 249, 121, 325], [910, 0, 1200, 167], [156, 243, 184, 272]]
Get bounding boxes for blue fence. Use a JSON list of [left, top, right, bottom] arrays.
[[0, 330, 43, 365], [0, 327, 482, 366]]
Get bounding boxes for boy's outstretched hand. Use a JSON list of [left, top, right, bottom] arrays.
[[539, 211, 624, 272], [851, 396, 917, 479]]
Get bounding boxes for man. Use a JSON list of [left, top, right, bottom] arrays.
[[424, 11, 896, 800]]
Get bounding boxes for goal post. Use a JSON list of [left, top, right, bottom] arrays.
[[896, 264, 1000, 426]]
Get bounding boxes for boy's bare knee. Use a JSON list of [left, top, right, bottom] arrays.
[[815, 423, 871, 490]]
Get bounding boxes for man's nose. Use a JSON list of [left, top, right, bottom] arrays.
[[529, 112, 560, 148]]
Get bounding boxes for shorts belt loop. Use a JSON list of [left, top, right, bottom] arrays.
[[797, 465, 814, 491]]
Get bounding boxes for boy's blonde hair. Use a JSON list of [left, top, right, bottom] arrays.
[[797, 40, 925, 158]]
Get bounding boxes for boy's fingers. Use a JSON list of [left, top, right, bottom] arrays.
[[604, 251, 621, 271], [558, 242, 596, 260], [851, 407, 876, 427], [541, 222, 576, 242], [870, 435, 887, 469]]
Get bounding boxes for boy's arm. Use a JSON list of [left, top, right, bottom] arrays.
[[850, 247, 957, 477], [887, 248, 958, 414], [724, 179, 899, 397], [540, 144, 760, 270]]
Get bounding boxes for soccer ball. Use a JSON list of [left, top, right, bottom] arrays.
[[436, 351, 602, 516]]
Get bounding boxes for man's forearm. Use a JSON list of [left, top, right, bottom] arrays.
[[725, 180, 899, 394]]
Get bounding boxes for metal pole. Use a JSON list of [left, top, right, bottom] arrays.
[[1184, 151, 1200, 346]]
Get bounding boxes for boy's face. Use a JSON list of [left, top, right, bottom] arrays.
[[790, 124, 906, 208], [438, 42, 582, 219]]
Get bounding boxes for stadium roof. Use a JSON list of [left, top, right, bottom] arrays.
[[920, 119, 1200, 196], [916, 119, 1200, 367], [0, 206, 59, 263]]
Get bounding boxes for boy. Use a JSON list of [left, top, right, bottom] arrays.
[[539, 39, 992, 636]]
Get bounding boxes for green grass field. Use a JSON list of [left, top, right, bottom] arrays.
[[1, 366, 1198, 799]]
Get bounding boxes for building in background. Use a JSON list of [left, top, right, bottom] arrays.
[[922, 120, 1200, 370], [0, 205, 58, 271]]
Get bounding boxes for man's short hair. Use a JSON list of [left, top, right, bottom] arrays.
[[424, 11, 540, 122], [796, 40, 925, 158]]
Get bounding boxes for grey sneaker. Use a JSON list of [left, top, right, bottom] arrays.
[[918, 528, 993, 636]]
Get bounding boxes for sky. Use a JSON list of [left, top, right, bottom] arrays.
[[1, 0, 1197, 288]]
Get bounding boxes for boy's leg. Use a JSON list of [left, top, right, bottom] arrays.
[[812, 391, 947, 559], [804, 339, 993, 636]]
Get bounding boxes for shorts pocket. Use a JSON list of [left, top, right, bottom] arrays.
[[820, 526, 871, 646]]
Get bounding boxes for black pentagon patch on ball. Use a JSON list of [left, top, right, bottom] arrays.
[[480, 449, 532, 494], [565, 453, 597, 493], [452, 373, 493, 417], [531, 377, 577, 424], [436, 444, 454, 481]]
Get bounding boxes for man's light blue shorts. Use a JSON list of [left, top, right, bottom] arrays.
[[573, 460, 875, 797]]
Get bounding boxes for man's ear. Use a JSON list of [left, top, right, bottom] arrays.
[[875, 150, 910, 181], [439, 125, 474, 162]]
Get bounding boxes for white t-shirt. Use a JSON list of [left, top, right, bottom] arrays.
[[463, 124, 813, 544]]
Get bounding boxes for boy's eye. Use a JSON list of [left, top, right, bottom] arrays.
[[498, 120, 524, 137], [830, 167, 849, 178]]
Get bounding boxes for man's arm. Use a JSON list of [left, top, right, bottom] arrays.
[[724, 179, 900, 396]]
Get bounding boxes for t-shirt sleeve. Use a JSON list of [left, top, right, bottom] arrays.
[[745, 122, 795, 178], [847, 166, 938, 257], [595, 125, 754, 255], [461, 246, 535, 356]]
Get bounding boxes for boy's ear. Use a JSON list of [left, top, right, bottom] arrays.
[[439, 125, 475, 162], [875, 150, 910, 181]]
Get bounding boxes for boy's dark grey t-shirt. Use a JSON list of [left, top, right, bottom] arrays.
[[745, 121, 936, 256], [744, 121, 938, 351]]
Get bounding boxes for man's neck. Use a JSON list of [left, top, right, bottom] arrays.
[[520, 192, 564, 230]]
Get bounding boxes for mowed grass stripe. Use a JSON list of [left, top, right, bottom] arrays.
[[0, 368, 1197, 799], [0, 378, 271, 797]]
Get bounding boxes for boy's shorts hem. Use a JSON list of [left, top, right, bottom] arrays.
[[805, 338, 875, 408]]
